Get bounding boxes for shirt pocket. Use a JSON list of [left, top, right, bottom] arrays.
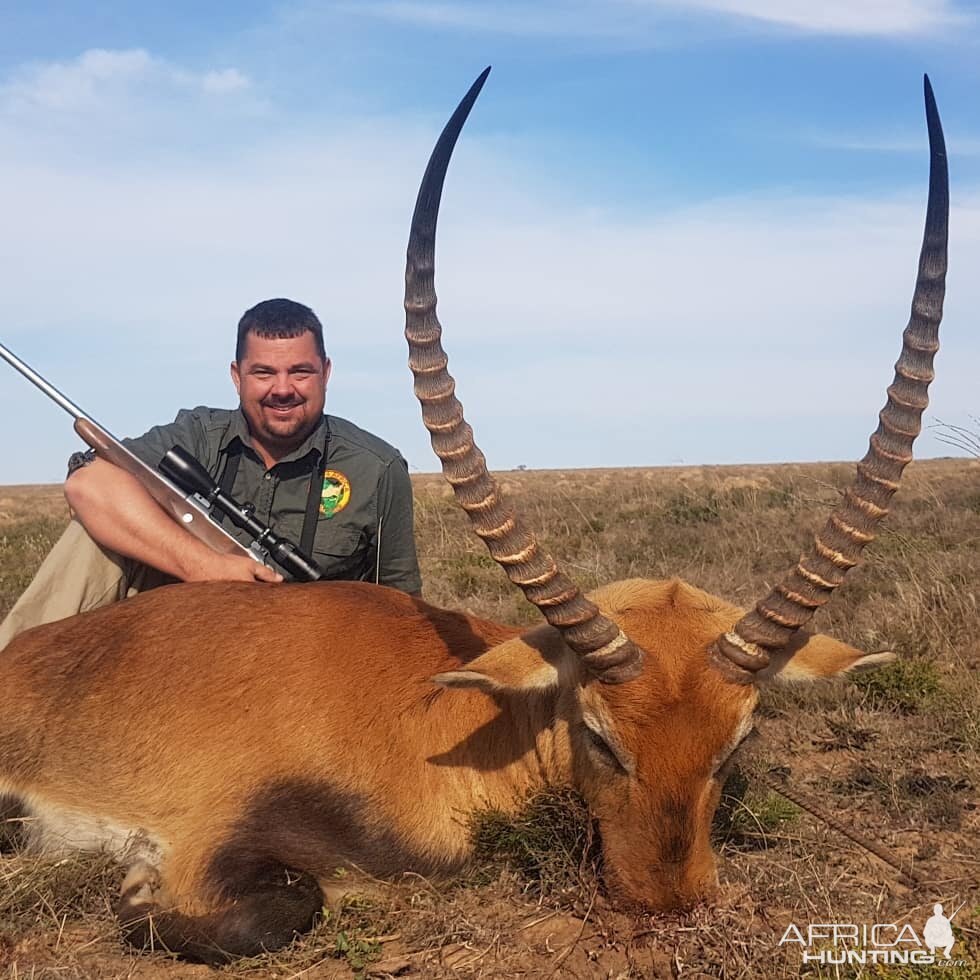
[[312, 524, 369, 581]]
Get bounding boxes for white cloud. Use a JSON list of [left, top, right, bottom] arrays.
[[0, 49, 153, 111], [201, 68, 250, 95], [657, 0, 966, 36], [347, 0, 969, 39], [0, 48, 251, 114]]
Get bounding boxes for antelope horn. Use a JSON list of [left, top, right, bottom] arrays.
[[404, 68, 644, 684], [713, 75, 949, 681]]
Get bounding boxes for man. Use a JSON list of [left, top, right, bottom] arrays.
[[0, 299, 421, 649]]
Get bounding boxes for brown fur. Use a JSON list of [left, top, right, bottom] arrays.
[[0, 576, 883, 961]]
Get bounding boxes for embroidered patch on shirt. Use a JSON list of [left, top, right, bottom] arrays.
[[320, 470, 352, 518]]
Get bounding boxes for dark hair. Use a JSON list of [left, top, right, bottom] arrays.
[[235, 298, 327, 361]]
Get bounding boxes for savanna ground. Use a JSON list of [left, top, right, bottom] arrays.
[[1, 458, 978, 978]]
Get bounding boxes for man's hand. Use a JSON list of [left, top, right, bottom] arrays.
[[185, 553, 284, 584]]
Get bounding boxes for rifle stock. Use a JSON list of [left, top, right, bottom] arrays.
[[73, 418, 252, 559]]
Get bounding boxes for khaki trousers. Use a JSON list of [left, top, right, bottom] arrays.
[[0, 520, 174, 652]]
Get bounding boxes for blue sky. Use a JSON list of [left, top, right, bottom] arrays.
[[1, 0, 979, 482]]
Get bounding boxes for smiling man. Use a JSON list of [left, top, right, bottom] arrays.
[[0, 299, 421, 650]]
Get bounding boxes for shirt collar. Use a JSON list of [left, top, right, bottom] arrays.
[[222, 409, 328, 467]]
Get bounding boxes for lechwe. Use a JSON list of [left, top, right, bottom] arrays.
[[0, 71, 947, 962]]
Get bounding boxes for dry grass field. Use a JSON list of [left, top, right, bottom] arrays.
[[1, 459, 978, 978]]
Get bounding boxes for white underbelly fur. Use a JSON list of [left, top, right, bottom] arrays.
[[15, 789, 164, 866]]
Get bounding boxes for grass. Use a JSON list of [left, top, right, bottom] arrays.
[[853, 658, 943, 713], [470, 789, 601, 905], [0, 517, 68, 618], [1, 458, 978, 977], [319, 896, 391, 974], [713, 777, 802, 850], [0, 851, 121, 978]]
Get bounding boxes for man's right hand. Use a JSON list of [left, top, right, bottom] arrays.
[[186, 553, 284, 584]]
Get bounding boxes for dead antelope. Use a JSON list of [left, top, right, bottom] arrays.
[[0, 71, 947, 963]]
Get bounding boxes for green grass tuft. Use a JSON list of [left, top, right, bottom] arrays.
[[853, 658, 942, 713], [322, 895, 389, 975], [470, 788, 600, 901], [714, 776, 800, 850]]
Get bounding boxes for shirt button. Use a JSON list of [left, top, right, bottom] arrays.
[[265, 473, 271, 481]]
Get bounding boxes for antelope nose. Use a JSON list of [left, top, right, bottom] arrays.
[[652, 863, 717, 910]]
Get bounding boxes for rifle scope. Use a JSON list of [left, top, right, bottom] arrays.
[[159, 447, 323, 582]]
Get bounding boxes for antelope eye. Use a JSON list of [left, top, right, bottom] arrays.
[[582, 725, 627, 773]]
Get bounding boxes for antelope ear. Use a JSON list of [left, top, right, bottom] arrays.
[[758, 632, 896, 684], [432, 624, 575, 694]]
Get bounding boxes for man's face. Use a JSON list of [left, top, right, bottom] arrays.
[[231, 331, 330, 456]]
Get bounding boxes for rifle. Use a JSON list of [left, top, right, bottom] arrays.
[[0, 342, 322, 581]]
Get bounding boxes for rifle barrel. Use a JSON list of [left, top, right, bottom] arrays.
[[1, 340, 254, 561], [0, 342, 97, 425]]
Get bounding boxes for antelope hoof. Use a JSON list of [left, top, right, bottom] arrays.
[[120, 860, 162, 911]]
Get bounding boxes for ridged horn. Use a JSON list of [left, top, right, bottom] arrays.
[[713, 75, 949, 680], [404, 68, 644, 684]]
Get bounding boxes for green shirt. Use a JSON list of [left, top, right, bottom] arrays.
[[123, 407, 421, 593]]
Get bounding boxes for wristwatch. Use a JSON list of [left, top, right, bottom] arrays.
[[66, 448, 97, 478]]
